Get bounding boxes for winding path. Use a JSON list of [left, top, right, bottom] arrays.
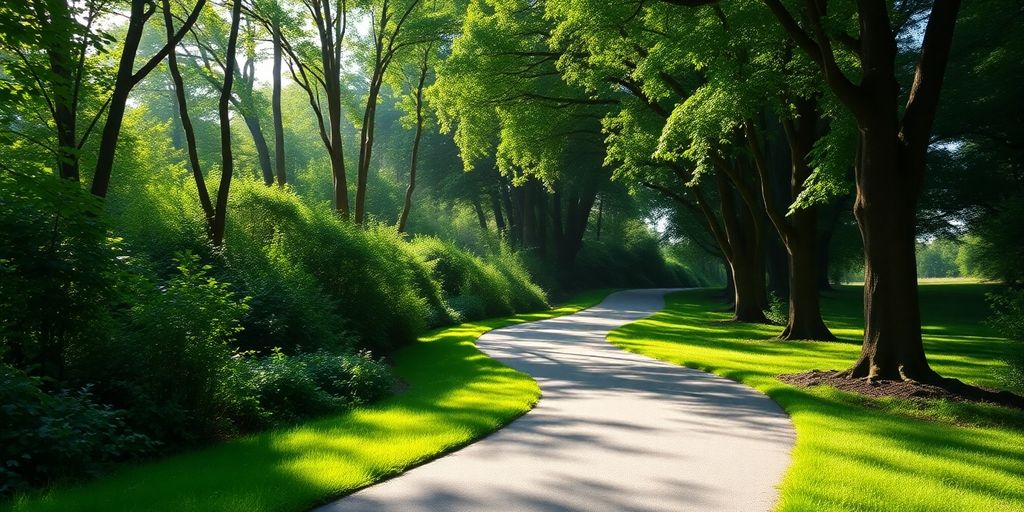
[[317, 289, 794, 511]]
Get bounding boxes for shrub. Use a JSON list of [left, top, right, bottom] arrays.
[[297, 351, 394, 405], [75, 253, 249, 443], [241, 349, 342, 425], [410, 237, 547, 318], [0, 365, 154, 496], [225, 182, 430, 352], [987, 289, 1024, 392]]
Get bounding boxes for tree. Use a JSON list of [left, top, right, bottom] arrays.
[[211, 0, 244, 246], [397, 43, 433, 233], [280, 0, 351, 216], [92, 0, 207, 198]]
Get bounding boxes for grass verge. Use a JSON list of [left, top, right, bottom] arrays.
[[608, 283, 1024, 512], [4, 289, 615, 512]]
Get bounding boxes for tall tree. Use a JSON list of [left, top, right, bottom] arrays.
[[211, 0, 244, 246], [91, 0, 207, 198], [281, 0, 350, 216], [397, 43, 433, 233]]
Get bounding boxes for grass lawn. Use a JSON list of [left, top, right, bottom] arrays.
[[608, 283, 1024, 512], [4, 289, 614, 512]]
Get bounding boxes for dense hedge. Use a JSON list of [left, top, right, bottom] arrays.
[[0, 174, 552, 495]]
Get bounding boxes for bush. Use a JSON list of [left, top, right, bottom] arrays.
[[410, 237, 547, 319], [298, 351, 394, 405], [225, 183, 430, 352], [0, 365, 154, 496], [75, 253, 249, 443], [568, 222, 696, 290], [218, 350, 395, 428], [987, 289, 1024, 391]]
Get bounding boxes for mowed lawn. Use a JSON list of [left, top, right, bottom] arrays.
[[609, 283, 1024, 512], [4, 290, 614, 512]]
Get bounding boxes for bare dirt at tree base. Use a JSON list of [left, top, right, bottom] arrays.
[[779, 370, 1024, 410]]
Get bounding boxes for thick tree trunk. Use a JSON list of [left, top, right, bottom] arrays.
[[718, 173, 769, 323], [781, 210, 835, 340], [270, 25, 286, 186], [843, 131, 937, 381]]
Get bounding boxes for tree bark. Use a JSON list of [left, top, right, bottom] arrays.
[[211, 0, 243, 247], [240, 110, 274, 186], [398, 45, 430, 233], [490, 190, 506, 233], [718, 173, 769, 323], [162, 0, 215, 238], [271, 23, 286, 186], [91, 0, 205, 198]]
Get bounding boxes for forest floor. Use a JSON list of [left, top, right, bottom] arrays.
[[2, 290, 614, 512], [317, 289, 793, 512], [609, 283, 1024, 512]]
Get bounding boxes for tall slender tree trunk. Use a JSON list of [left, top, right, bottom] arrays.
[[43, 0, 78, 181], [271, 24, 286, 186], [718, 173, 769, 323], [211, 0, 242, 246], [398, 45, 430, 233], [162, 0, 214, 238]]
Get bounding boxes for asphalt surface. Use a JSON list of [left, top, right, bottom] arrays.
[[316, 289, 794, 512]]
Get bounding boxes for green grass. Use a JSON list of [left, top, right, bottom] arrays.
[[608, 283, 1024, 512], [4, 289, 615, 512]]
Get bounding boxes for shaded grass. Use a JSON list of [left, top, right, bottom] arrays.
[[4, 289, 615, 512], [608, 283, 1024, 512]]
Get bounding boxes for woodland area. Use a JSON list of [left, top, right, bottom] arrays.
[[2, 0, 1023, 505]]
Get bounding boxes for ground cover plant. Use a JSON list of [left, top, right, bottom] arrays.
[[608, 283, 1024, 512], [2, 290, 613, 512]]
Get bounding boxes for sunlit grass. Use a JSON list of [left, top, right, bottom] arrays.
[[4, 289, 615, 512], [608, 284, 1024, 512]]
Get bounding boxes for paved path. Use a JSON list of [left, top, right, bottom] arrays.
[[317, 289, 794, 512]]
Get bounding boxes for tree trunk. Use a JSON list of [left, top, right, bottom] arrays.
[[162, 0, 215, 238], [718, 173, 768, 323], [490, 190, 506, 233], [781, 210, 835, 340], [473, 199, 488, 230], [240, 111, 273, 186], [843, 129, 937, 381], [398, 46, 430, 234], [91, 0, 205, 198], [271, 24, 286, 186], [211, 0, 242, 246]]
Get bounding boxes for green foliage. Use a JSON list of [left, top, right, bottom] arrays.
[[986, 289, 1024, 390], [765, 292, 788, 326], [225, 182, 431, 351], [76, 253, 249, 443], [569, 222, 696, 290], [410, 237, 547, 320], [0, 168, 123, 380], [0, 365, 154, 496], [916, 239, 961, 278]]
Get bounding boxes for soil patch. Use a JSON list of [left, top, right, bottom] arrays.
[[779, 370, 1024, 410]]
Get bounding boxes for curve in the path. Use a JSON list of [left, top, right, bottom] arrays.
[[316, 289, 794, 512]]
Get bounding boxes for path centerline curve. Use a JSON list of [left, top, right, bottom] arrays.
[[317, 289, 795, 512]]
